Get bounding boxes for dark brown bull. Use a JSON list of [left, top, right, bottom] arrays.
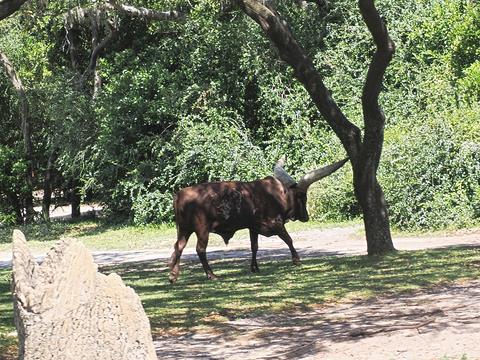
[[168, 158, 348, 283]]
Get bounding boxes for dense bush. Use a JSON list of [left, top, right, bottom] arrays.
[[381, 106, 480, 229]]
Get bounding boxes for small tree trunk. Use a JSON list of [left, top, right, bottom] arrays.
[[354, 176, 395, 254], [41, 187, 51, 222], [11, 230, 157, 360], [41, 152, 56, 222], [71, 185, 81, 218], [23, 189, 34, 223]]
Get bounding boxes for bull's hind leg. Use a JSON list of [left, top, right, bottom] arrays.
[[169, 229, 192, 283], [249, 230, 259, 272], [278, 227, 301, 265], [195, 229, 217, 280]]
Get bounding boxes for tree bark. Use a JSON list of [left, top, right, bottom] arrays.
[[236, 0, 396, 254], [71, 185, 81, 218], [104, 1, 184, 21], [0, 51, 35, 223], [11, 230, 157, 360]]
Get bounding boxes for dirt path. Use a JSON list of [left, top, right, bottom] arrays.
[[1, 225, 479, 268], [154, 281, 480, 360]]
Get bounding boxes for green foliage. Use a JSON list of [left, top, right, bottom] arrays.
[[0, 0, 478, 229], [381, 109, 480, 230], [459, 61, 480, 104]]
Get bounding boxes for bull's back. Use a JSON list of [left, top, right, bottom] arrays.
[[174, 178, 286, 231]]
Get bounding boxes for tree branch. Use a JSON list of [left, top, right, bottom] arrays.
[[236, 0, 361, 159], [104, 1, 185, 21], [359, 0, 395, 173], [83, 23, 117, 97], [64, 0, 184, 91], [0, 0, 28, 20]]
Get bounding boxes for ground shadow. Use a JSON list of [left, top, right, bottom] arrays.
[[98, 245, 480, 359]]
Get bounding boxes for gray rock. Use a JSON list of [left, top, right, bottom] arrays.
[[11, 230, 156, 360]]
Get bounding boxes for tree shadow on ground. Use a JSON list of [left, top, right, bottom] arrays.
[[150, 280, 480, 359], [101, 246, 480, 337]]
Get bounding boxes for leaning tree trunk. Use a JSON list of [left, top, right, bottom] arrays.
[[41, 151, 56, 222], [11, 230, 157, 360], [354, 0, 396, 254], [0, 51, 35, 223], [237, 0, 396, 254]]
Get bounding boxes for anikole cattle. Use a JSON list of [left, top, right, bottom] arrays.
[[168, 157, 349, 283]]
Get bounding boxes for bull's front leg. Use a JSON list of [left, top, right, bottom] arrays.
[[195, 228, 218, 280], [277, 227, 301, 265], [249, 230, 259, 272]]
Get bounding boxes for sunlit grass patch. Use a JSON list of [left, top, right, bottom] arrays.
[[0, 268, 16, 358], [104, 247, 480, 330]]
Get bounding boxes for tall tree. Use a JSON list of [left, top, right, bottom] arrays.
[[1, 0, 35, 224], [0, 50, 35, 223], [236, 0, 396, 254], [62, 0, 185, 217]]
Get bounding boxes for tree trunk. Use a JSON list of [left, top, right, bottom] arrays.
[[237, 0, 396, 255], [11, 230, 157, 360], [41, 151, 56, 222], [354, 174, 394, 254], [71, 185, 81, 218], [0, 0, 29, 20]]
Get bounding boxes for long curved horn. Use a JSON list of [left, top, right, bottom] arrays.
[[273, 158, 297, 187], [297, 158, 349, 191]]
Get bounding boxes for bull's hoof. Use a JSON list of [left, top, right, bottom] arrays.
[[207, 273, 219, 281], [250, 264, 260, 273], [292, 257, 301, 265], [169, 273, 178, 284]]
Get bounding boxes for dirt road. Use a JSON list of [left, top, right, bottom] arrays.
[[154, 280, 480, 360], [2, 225, 479, 268], [147, 227, 480, 360]]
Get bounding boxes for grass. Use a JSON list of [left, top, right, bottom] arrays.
[[109, 247, 480, 331], [2, 246, 479, 347], [0, 218, 359, 252]]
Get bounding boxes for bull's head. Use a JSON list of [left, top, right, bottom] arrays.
[[274, 157, 349, 222]]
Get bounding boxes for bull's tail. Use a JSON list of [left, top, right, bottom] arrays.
[[173, 193, 179, 224]]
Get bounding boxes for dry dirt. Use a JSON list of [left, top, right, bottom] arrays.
[[153, 280, 480, 360], [150, 227, 480, 360]]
